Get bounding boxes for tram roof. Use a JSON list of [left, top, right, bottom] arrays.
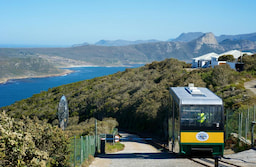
[[170, 87, 223, 105]]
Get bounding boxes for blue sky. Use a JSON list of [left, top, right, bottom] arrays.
[[0, 0, 255, 46]]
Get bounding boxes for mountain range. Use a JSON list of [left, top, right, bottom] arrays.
[[1, 32, 256, 65], [0, 32, 256, 82], [73, 32, 256, 47]]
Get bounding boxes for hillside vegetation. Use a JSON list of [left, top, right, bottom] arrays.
[[2, 57, 256, 139], [0, 112, 69, 166], [0, 56, 66, 83]]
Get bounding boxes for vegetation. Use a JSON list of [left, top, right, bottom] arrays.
[[64, 117, 119, 137], [2, 57, 256, 136], [105, 142, 125, 153], [80, 155, 94, 167], [241, 54, 256, 72], [218, 54, 235, 62], [0, 112, 69, 166], [0, 56, 64, 82], [1, 55, 256, 164]]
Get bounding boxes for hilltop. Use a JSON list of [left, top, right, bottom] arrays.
[[0, 56, 71, 84]]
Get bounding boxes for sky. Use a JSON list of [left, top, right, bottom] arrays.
[[0, 0, 255, 46]]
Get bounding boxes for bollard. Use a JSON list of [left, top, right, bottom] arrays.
[[252, 121, 256, 147], [100, 138, 106, 154]]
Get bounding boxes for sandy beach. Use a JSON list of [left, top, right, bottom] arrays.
[[0, 69, 73, 84]]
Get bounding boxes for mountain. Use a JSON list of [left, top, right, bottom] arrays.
[[0, 56, 68, 83], [171, 32, 204, 42], [219, 39, 256, 51], [1, 31, 256, 82], [1, 32, 255, 68], [216, 32, 256, 42], [94, 39, 160, 46], [189, 32, 224, 53], [72, 42, 90, 47], [171, 32, 256, 43]]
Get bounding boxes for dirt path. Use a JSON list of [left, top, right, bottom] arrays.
[[244, 79, 256, 95]]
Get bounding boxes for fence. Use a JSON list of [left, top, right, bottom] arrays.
[[69, 128, 119, 166], [69, 135, 101, 167], [226, 105, 256, 146]]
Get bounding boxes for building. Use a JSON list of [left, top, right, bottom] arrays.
[[192, 50, 253, 70], [192, 52, 218, 68]]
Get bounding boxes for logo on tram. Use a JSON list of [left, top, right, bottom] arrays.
[[196, 132, 209, 141]]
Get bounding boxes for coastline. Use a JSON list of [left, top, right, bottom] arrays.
[[0, 63, 144, 84], [0, 69, 74, 84]]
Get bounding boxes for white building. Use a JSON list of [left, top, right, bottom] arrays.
[[192, 52, 218, 68], [192, 50, 253, 70]]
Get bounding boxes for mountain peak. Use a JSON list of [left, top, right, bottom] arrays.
[[198, 32, 218, 45], [191, 32, 222, 53], [171, 32, 204, 42]]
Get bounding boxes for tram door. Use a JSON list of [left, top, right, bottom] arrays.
[[168, 97, 180, 153]]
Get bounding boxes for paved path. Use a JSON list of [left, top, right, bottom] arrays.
[[89, 132, 199, 167], [223, 149, 256, 167], [244, 79, 256, 95]]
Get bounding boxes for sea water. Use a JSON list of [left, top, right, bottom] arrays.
[[0, 65, 142, 107]]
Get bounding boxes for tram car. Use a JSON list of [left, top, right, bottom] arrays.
[[168, 84, 224, 157]]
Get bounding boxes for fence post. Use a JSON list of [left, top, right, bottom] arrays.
[[88, 136, 91, 157], [95, 119, 98, 153], [74, 136, 76, 167], [254, 105, 255, 121], [252, 121, 256, 147], [86, 135, 89, 159], [81, 136, 83, 165], [238, 112, 241, 138], [245, 117, 247, 140], [93, 135, 96, 155], [83, 137, 86, 160], [241, 112, 243, 138], [226, 110, 229, 140]]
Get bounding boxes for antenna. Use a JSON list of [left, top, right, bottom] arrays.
[[58, 95, 69, 130]]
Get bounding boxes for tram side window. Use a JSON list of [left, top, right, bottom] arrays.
[[181, 105, 223, 130]]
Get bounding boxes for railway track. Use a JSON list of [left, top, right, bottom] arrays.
[[189, 158, 243, 167], [145, 137, 243, 167]]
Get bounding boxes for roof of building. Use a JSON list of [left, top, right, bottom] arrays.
[[170, 86, 223, 105], [218, 50, 253, 59], [193, 50, 253, 61], [192, 52, 219, 61]]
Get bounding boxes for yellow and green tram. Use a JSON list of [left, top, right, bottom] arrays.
[[168, 85, 224, 157]]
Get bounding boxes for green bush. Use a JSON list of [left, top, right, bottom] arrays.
[[218, 54, 235, 62], [0, 112, 69, 166]]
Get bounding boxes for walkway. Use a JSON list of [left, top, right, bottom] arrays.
[[244, 79, 256, 95]]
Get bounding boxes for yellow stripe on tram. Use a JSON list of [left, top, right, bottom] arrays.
[[181, 132, 224, 143]]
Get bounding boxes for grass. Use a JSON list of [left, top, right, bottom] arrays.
[[81, 155, 94, 167], [105, 142, 125, 153]]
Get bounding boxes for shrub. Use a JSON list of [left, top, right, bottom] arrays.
[[0, 112, 69, 166], [218, 54, 235, 62]]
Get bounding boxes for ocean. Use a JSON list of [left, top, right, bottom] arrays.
[[0, 65, 143, 108]]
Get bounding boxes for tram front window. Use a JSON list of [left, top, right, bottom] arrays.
[[181, 105, 223, 130]]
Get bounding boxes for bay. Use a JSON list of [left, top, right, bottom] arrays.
[[0, 65, 142, 108]]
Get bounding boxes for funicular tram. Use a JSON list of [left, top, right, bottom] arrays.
[[168, 84, 224, 157]]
